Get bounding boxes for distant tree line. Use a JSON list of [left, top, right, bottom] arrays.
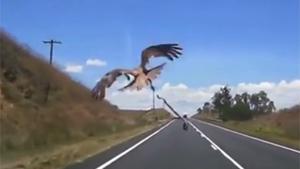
[[197, 86, 276, 121]]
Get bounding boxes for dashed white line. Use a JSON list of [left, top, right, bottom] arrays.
[[188, 121, 245, 169], [96, 120, 174, 169], [195, 119, 300, 154]]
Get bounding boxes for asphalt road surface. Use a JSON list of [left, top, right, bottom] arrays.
[[66, 119, 300, 169]]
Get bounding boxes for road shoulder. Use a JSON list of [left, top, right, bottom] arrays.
[[2, 121, 169, 169], [192, 118, 300, 153]]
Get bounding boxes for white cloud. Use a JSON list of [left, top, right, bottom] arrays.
[[233, 80, 300, 109], [64, 64, 83, 73], [86, 59, 107, 67], [106, 79, 300, 116]]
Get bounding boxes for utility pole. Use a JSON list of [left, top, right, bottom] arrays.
[[43, 39, 62, 103], [43, 40, 62, 64]]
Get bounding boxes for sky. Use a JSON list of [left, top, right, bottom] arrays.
[[1, 0, 299, 115]]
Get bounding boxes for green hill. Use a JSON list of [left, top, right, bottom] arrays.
[[0, 31, 171, 165]]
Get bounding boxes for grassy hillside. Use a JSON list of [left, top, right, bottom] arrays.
[[120, 108, 172, 122], [0, 31, 171, 165], [195, 105, 300, 149]]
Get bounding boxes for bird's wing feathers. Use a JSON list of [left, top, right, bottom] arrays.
[[105, 69, 135, 87], [141, 44, 182, 68], [147, 63, 166, 81], [91, 79, 106, 100], [92, 69, 133, 100]]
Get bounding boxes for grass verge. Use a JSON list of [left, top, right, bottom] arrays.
[[198, 118, 300, 150], [1, 121, 166, 169]]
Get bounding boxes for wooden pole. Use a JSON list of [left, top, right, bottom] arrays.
[[43, 40, 61, 103]]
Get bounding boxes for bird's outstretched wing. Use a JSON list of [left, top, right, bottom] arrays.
[[140, 44, 182, 68], [91, 69, 134, 100], [105, 69, 134, 87], [91, 79, 106, 100]]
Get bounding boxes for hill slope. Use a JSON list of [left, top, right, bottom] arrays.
[[120, 108, 172, 122], [0, 32, 170, 161]]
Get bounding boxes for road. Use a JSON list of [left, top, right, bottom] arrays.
[[66, 119, 300, 169]]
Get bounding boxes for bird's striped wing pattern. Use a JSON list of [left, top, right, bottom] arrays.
[[141, 44, 182, 68]]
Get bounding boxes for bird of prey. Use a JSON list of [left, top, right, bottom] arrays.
[[92, 43, 183, 100], [91, 69, 134, 100], [119, 44, 183, 91]]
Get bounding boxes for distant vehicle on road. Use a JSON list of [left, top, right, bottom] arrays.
[[183, 121, 188, 130], [182, 114, 188, 130]]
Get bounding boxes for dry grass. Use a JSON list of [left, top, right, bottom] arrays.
[[197, 105, 300, 149], [1, 122, 164, 169], [273, 105, 300, 139]]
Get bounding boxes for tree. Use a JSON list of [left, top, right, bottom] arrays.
[[230, 92, 253, 120], [234, 94, 243, 105], [212, 86, 233, 121], [250, 91, 273, 115], [220, 86, 232, 107], [231, 103, 252, 120], [267, 101, 276, 113], [197, 107, 202, 114], [250, 93, 259, 112], [241, 92, 251, 105], [202, 102, 212, 113], [200, 89, 275, 121]]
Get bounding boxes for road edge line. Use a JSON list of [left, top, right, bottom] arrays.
[[194, 119, 300, 154], [96, 120, 174, 169], [188, 121, 244, 169]]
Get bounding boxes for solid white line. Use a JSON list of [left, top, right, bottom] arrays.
[[195, 119, 300, 154], [96, 120, 174, 169], [188, 121, 244, 169]]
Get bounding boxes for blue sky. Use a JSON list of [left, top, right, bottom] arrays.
[[1, 0, 299, 112]]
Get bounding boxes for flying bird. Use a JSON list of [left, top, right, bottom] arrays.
[[119, 44, 183, 91], [92, 44, 183, 100], [91, 69, 134, 100]]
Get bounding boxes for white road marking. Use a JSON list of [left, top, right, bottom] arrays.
[[195, 119, 300, 154], [211, 144, 218, 151], [96, 120, 174, 169], [188, 121, 245, 169]]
